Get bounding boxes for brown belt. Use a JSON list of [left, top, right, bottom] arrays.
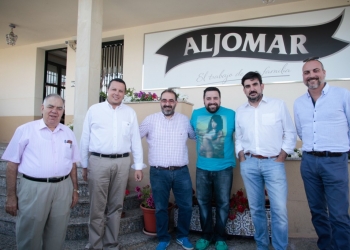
[[245, 153, 279, 159]]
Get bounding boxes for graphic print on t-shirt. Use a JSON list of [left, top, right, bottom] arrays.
[[197, 114, 226, 158]]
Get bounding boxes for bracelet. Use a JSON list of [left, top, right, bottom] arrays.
[[73, 189, 80, 194]]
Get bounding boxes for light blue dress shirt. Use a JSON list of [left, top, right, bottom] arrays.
[[294, 83, 350, 152]]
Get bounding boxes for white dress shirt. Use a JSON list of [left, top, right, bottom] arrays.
[[1, 119, 80, 178], [294, 83, 350, 152], [80, 101, 144, 169], [139, 112, 195, 167], [235, 96, 296, 158]]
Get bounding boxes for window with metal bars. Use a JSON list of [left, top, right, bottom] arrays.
[[100, 40, 124, 102]]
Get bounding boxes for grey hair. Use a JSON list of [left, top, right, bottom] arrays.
[[43, 94, 65, 106]]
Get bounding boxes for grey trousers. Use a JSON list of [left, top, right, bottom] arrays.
[[16, 175, 73, 250], [86, 155, 130, 250]]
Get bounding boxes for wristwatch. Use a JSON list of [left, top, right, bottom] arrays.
[[73, 189, 80, 194]]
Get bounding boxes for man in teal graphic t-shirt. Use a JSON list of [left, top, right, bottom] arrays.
[[190, 87, 235, 250]]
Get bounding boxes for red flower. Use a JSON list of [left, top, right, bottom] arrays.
[[237, 205, 245, 213], [239, 196, 247, 203], [125, 189, 130, 196], [228, 188, 249, 220], [236, 190, 244, 197], [228, 213, 236, 220]]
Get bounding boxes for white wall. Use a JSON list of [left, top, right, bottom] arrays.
[[0, 0, 349, 118], [0, 45, 41, 116]]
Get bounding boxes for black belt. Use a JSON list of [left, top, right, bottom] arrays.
[[23, 174, 69, 183], [245, 153, 279, 159], [306, 151, 345, 157], [151, 165, 185, 171], [91, 152, 129, 158]]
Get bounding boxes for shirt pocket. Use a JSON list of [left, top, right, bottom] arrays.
[[64, 143, 72, 159], [262, 113, 275, 126], [122, 121, 131, 136]]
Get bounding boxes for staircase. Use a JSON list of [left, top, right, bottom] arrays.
[[0, 144, 155, 250]]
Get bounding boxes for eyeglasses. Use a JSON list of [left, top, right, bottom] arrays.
[[303, 56, 320, 63], [160, 99, 175, 104]]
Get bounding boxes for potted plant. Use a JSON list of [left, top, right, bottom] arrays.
[[135, 185, 173, 235]]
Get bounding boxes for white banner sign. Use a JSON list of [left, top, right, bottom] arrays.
[[143, 7, 350, 89]]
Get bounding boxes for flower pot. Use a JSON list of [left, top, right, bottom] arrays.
[[140, 203, 174, 235]]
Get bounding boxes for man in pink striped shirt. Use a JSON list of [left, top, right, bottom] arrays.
[[139, 89, 196, 250], [1, 94, 80, 250]]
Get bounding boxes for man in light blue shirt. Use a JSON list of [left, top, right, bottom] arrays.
[[294, 57, 350, 250]]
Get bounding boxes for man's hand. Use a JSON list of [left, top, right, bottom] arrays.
[[6, 162, 19, 216], [71, 191, 79, 208], [238, 150, 246, 163], [275, 149, 288, 162], [6, 195, 18, 216], [134, 170, 143, 181], [82, 168, 88, 181]]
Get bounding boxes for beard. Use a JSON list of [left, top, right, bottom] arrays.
[[205, 103, 220, 113], [247, 91, 263, 103], [305, 77, 321, 89], [161, 105, 176, 116]]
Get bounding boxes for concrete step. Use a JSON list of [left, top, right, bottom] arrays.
[[0, 160, 6, 171], [0, 230, 157, 250], [0, 230, 320, 250], [0, 206, 144, 240], [0, 144, 6, 156], [0, 188, 6, 207]]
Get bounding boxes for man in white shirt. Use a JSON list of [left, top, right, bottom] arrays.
[[139, 88, 196, 250], [2, 94, 80, 250], [80, 78, 144, 250], [235, 71, 296, 250]]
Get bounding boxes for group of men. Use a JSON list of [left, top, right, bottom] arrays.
[[2, 57, 350, 250]]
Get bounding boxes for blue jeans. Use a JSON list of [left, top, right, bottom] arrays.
[[301, 153, 350, 250], [150, 166, 193, 242], [240, 155, 288, 250], [196, 167, 233, 242]]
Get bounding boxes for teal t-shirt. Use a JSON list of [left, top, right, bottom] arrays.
[[190, 106, 236, 171]]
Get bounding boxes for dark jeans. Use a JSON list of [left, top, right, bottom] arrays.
[[196, 167, 233, 242], [150, 166, 193, 242], [301, 153, 350, 250]]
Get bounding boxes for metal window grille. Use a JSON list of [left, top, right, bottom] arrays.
[[100, 41, 124, 100]]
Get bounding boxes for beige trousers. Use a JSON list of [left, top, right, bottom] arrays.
[[16, 176, 73, 250], [87, 155, 130, 250]]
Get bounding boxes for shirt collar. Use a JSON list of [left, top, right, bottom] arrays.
[[243, 95, 268, 108], [306, 82, 328, 97], [161, 111, 177, 120], [105, 100, 124, 110], [38, 118, 64, 132]]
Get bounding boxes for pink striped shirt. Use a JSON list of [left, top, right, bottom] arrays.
[[139, 112, 195, 167], [1, 119, 80, 178]]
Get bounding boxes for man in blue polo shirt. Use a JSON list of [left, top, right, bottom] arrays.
[[191, 87, 235, 250], [294, 57, 350, 250]]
